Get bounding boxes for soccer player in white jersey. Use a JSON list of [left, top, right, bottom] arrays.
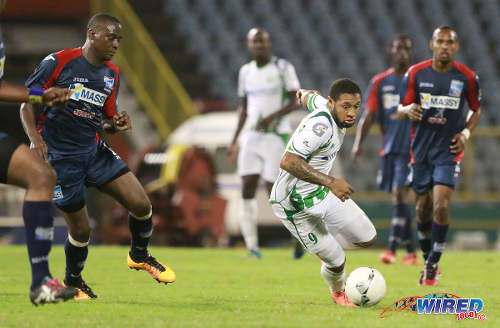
[[270, 79, 377, 306], [227, 28, 301, 258]]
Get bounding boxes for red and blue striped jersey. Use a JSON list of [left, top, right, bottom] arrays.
[[25, 47, 119, 155], [364, 68, 411, 156], [399, 59, 481, 164]]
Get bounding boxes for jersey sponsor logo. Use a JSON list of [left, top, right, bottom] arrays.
[[69, 83, 107, 107], [73, 77, 89, 83], [383, 93, 400, 109], [420, 93, 460, 110], [312, 122, 328, 137], [0, 56, 4, 79], [246, 86, 282, 96], [427, 108, 447, 124], [449, 80, 464, 97], [104, 76, 115, 90], [419, 82, 434, 88], [73, 108, 95, 119], [382, 85, 396, 92]]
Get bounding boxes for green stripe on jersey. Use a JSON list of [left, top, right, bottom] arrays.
[[307, 94, 317, 112], [310, 111, 333, 127]]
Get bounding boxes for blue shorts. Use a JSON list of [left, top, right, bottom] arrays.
[[410, 162, 460, 195], [376, 153, 411, 192], [49, 141, 129, 212]]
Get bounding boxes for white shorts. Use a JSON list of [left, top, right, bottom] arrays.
[[271, 192, 376, 267], [237, 131, 286, 182]]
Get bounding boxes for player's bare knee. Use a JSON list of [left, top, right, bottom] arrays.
[[28, 164, 57, 193], [433, 202, 449, 225], [69, 223, 91, 242], [129, 198, 152, 219]]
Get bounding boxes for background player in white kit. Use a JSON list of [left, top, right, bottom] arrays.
[[270, 79, 377, 306], [227, 28, 301, 258]]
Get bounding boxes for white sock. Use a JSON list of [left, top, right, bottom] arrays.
[[321, 263, 346, 293], [240, 198, 258, 251]]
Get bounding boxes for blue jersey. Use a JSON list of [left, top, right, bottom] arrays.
[[25, 47, 119, 155], [399, 59, 481, 165], [364, 68, 411, 156]]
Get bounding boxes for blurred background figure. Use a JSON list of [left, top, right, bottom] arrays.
[[0, 0, 499, 253], [352, 34, 418, 266], [227, 27, 301, 259]]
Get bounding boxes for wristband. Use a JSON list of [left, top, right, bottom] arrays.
[[28, 88, 44, 104], [461, 128, 471, 140]]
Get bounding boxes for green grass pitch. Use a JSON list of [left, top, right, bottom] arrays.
[[0, 246, 498, 327]]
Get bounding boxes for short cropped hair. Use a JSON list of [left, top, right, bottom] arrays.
[[329, 78, 362, 101], [87, 13, 121, 31]]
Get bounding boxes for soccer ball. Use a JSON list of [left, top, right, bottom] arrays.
[[345, 267, 386, 307]]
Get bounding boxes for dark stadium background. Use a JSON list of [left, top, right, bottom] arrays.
[[0, 0, 498, 250]]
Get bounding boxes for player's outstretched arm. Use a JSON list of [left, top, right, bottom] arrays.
[[351, 109, 376, 162], [20, 102, 49, 161], [0, 81, 71, 106], [296, 89, 320, 108], [280, 152, 354, 202], [450, 108, 482, 154]]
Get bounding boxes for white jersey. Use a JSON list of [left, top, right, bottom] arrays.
[[270, 94, 346, 211], [238, 56, 300, 136]]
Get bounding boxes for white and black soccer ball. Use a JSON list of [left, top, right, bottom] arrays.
[[345, 267, 386, 307]]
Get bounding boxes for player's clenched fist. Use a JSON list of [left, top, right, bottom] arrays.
[[113, 111, 132, 131], [328, 177, 355, 202], [296, 89, 319, 106], [42, 87, 73, 107]]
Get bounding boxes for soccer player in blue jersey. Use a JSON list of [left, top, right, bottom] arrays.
[[397, 26, 481, 286], [0, 0, 78, 305], [20, 13, 176, 299], [351, 35, 418, 266]]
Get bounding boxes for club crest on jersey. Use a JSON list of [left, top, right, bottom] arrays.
[[312, 122, 328, 137], [104, 76, 115, 91], [69, 83, 107, 107], [449, 80, 464, 97]]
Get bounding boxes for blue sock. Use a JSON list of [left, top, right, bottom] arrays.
[[388, 204, 406, 253], [417, 221, 432, 260], [427, 222, 449, 265], [401, 204, 416, 253], [129, 213, 153, 259], [64, 237, 88, 283], [23, 201, 54, 290]]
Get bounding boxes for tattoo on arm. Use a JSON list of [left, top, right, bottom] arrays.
[[281, 153, 333, 186]]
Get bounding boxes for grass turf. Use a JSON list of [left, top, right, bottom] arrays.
[[0, 246, 497, 327]]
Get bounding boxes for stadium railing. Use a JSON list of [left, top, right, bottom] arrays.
[[90, 0, 197, 139]]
